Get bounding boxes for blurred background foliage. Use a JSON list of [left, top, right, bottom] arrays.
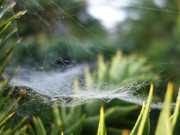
[[2, 0, 180, 134], [10, 0, 180, 92], [116, 0, 180, 92]]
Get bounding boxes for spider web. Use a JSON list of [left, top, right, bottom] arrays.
[[2, 0, 180, 108]]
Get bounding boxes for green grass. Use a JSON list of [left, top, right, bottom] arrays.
[[0, 1, 180, 135]]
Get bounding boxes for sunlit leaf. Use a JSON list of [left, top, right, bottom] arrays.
[[84, 66, 94, 90], [0, 2, 16, 19], [130, 101, 145, 135], [155, 82, 173, 135], [0, 21, 11, 37], [0, 111, 15, 127], [97, 54, 108, 85], [137, 84, 153, 135], [0, 10, 27, 29], [97, 106, 107, 135], [171, 87, 180, 134]]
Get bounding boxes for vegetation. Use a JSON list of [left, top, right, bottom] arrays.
[[0, 1, 28, 134], [85, 50, 159, 89], [98, 83, 180, 135], [0, 0, 180, 135]]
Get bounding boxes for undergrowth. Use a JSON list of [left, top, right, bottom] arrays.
[[0, 1, 180, 135]]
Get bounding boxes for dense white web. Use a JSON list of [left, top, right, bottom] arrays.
[[2, 0, 180, 108], [8, 67, 166, 109]]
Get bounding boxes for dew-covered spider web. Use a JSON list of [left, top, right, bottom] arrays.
[[2, 0, 180, 109]]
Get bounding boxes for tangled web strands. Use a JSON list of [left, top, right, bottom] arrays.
[[3, 0, 178, 109], [8, 66, 163, 109]]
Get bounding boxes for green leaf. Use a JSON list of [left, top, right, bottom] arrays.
[[130, 101, 145, 135], [65, 105, 82, 127], [0, 99, 17, 122], [50, 102, 62, 134], [84, 66, 94, 90], [10, 115, 28, 134], [105, 105, 139, 123], [97, 54, 108, 86], [84, 99, 104, 116], [0, 128, 11, 135], [0, 111, 15, 127], [0, 21, 11, 37], [8, 66, 20, 81], [83, 107, 114, 134], [27, 124, 35, 135], [97, 106, 107, 135], [0, 86, 15, 109], [0, 52, 13, 76], [155, 82, 173, 135], [137, 84, 153, 135], [109, 50, 127, 83], [84, 107, 114, 127], [0, 67, 19, 96], [64, 114, 86, 135], [14, 125, 27, 135], [52, 102, 62, 127], [0, 2, 16, 19], [50, 124, 59, 135], [171, 87, 180, 134], [0, 10, 27, 29], [0, 29, 17, 50], [33, 116, 47, 135], [0, 78, 8, 91], [0, 38, 22, 66]]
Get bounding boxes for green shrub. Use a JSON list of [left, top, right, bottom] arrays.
[[0, 1, 28, 134], [97, 82, 180, 135], [85, 50, 159, 90]]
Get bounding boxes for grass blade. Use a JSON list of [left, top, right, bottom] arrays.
[[33, 116, 46, 135], [0, 86, 15, 109], [0, 111, 15, 127], [137, 84, 153, 135], [27, 124, 35, 135], [97, 106, 107, 135], [84, 66, 94, 90], [0, 10, 27, 29], [14, 125, 27, 135], [130, 101, 145, 135], [0, 21, 11, 37], [0, 52, 13, 76], [65, 114, 86, 135], [0, 38, 22, 66], [10, 115, 28, 134], [0, 29, 17, 50], [155, 82, 173, 135], [52, 102, 62, 127], [0, 2, 16, 19], [171, 87, 180, 134]]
